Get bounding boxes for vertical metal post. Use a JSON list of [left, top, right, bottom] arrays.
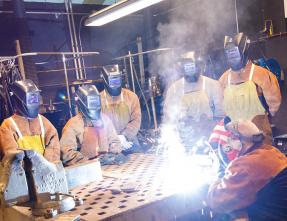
[[68, 0, 84, 79], [235, 0, 239, 33], [128, 51, 135, 92], [123, 57, 130, 89], [62, 54, 72, 118], [149, 78, 158, 130], [136, 36, 145, 87], [64, 0, 79, 79], [15, 40, 26, 80]]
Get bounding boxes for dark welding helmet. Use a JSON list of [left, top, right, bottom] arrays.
[[101, 64, 122, 97], [10, 79, 41, 119], [224, 33, 250, 71], [76, 85, 101, 121], [180, 52, 203, 83]]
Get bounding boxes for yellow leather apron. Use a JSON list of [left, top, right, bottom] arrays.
[[101, 90, 130, 134], [180, 77, 213, 121], [223, 64, 265, 121], [9, 115, 45, 155]]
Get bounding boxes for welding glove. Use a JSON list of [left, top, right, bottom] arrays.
[[118, 135, 133, 150]]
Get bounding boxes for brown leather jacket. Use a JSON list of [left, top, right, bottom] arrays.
[[207, 144, 287, 214], [0, 114, 60, 162]]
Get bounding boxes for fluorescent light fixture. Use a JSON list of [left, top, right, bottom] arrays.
[[85, 0, 165, 26]]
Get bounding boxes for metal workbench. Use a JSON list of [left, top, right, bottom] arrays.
[[3, 153, 213, 221]]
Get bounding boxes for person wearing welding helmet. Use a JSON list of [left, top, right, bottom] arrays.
[[60, 85, 122, 166], [100, 64, 141, 154], [164, 51, 225, 144], [0, 79, 60, 162], [220, 33, 281, 144], [207, 117, 287, 221]]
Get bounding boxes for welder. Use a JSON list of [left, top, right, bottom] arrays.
[[220, 33, 281, 144], [0, 79, 60, 162], [60, 85, 122, 166], [100, 64, 141, 153], [207, 118, 287, 221], [163, 51, 225, 147]]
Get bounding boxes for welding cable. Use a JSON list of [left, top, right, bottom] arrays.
[[131, 62, 152, 128]]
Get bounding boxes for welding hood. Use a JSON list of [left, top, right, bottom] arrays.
[[102, 64, 122, 96], [10, 79, 41, 119], [76, 85, 101, 121], [224, 33, 250, 71], [179, 52, 204, 82]]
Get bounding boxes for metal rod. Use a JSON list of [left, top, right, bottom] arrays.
[[68, 0, 84, 79], [235, 0, 239, 33], [0, 51, 99, 62], [114, 48, 172, 60], [136, 36, 145, 88], [78, 16, 88, 79], [0, 10, 88, 15], [64, 0, 80, 79], [15, 40, 26, 80], [123, 57, 130, 89], [62, 54, 73, 118], [128, 51, 135, 92], [149, 78, 158, 130]]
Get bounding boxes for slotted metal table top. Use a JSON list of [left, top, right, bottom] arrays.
[[7, 153, 213, 221]]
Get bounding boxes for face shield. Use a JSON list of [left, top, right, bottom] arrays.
[[102, 65, 122, 96], [76, 85, 101, 121], [181, 60, 202, 83], [11, 79, 41, 119], [225, 44, 244, 71]]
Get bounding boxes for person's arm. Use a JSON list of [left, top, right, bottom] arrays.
[[253, 65, 281, 116], [207, 159, 263, 213], [0, 125, 19, 158], [42, 117, 61, 162], [121, 93, 142, 141], [60, 118, 88, 166]]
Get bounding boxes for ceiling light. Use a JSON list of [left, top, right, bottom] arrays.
[[85, 0, 165, 26]]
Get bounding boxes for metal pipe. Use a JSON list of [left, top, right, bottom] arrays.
[[128, 51, 135, 92], [148, 78, 158, 130], [64, 0, 80, 79], [0, 10, 88, 15], [78, 16, 88, 79], [136, 36, 145, 87], [68, 0, 84, 79], [0, 51, 100, 62], [235, 0, 239, 33], [62, 54, 73, 118], [114, 48, 172, 60], [37, 65, 101, 73], [123, 57, 130, 89], [15, 40, 26, 80]]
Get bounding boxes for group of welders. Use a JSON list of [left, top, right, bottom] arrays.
[[0, 33, 287, 221], [0, 64, 141, 165]]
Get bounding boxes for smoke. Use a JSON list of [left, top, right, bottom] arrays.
[[149, 0, 236, 87]]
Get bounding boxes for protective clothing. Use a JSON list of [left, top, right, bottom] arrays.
[[76, 85, 101, 121], [60, 113, 121, 166], [101, 64, 122, 97], [207, 143, 287, 221], [100, 88, 141, 142], [224, 33, 250, 71], [220, 62, 281, 144], [0, 114, 60, 162], [164, 76, 225, 123], [10, 79, 41, 119], [8, 115, 45, 155], [118, 135, 132, 150]]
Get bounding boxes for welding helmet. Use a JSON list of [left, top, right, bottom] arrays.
[[101, 64, 122, 97], [76, 85, 101, 121], [180, 52, 203, 83], [10, 79, 41, 119], [224, 33, 250, 71]]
